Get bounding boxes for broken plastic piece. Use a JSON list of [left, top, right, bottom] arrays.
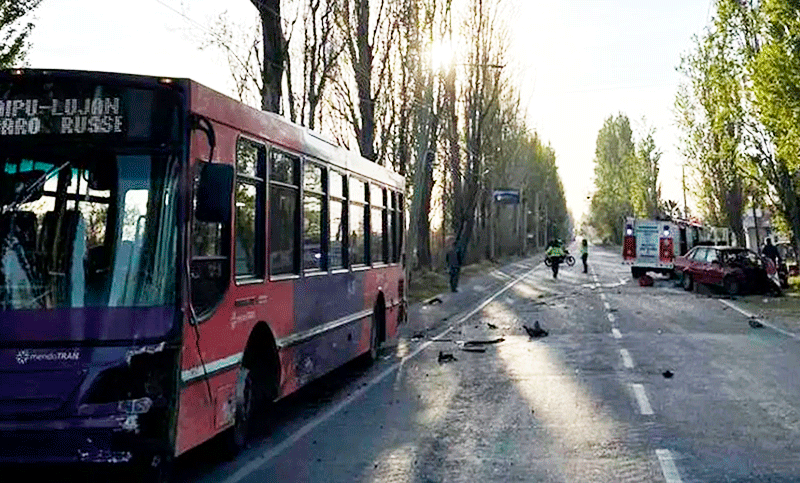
[[125, 342, 165, 364], [118, 396, 153, 415]]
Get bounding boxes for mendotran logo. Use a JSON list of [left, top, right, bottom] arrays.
[[15, 349, 80, 365]]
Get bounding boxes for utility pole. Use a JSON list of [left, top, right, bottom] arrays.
[[682, 163, 688, 218], [489, 185, 494, 260], [533, 192, 539, 249], [752, 203, 761, 250], [521, 198, 527, 255]]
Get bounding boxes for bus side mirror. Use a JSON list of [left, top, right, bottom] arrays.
[[195, 163, 232, 224]]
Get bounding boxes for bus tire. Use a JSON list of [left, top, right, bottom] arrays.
[[368, 314, 379, 362], [221, 366, 254, 459], [365, 294, 386, 364]]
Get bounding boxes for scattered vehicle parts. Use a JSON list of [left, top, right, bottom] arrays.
[[437, 351, 457, 363]]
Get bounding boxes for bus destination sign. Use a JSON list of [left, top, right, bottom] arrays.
[[0, 97, 124, 136]]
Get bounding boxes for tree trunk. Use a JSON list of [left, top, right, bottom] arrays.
[[252, 0, 285, 113], [355, 0, 376, 160]]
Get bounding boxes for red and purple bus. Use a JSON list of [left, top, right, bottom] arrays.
[[0, 69, 406, 473]]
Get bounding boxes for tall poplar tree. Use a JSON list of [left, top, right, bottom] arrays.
[[0, 0, 41, 68]]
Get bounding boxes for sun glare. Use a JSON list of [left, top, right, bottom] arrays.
[[429, 39, 455, 71]]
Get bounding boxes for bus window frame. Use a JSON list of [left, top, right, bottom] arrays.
[[234, 136, 267, 285], [268, 147, 302, 280], [302, 157, 328, 276], [348, 175, 368, 270], [328, 168, 348, 274], [368, 183, 388, 267]]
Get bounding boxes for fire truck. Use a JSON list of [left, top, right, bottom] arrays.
[[622, 218, 678, 278], [623, 217, 735, 278]]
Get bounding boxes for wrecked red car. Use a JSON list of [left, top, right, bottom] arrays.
[[673, 246, 782, 296]]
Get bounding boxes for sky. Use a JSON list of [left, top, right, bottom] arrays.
[[26, 0, 712, 222]]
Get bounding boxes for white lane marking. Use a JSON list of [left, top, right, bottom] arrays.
[[655, 449, 683, 483], [631, 384, 654, 415], [600, 292, 607, 301], [719, 299, 800, 341], [603, 301, 611, 310], [220, 266, 538, 483], [612, 328, 622, 339], [620, 348, 634, 369], [607, 313, 616, 322]]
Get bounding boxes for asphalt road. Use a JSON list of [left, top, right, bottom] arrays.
[[172, 245, 800, 482], [11, 246, 800, 482]]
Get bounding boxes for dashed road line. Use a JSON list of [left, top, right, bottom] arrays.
[[603, 301, 611, 310], [719, 299, 800, 341], [631, 383, 654, 415], [619, 348, 634, 369], [607, 313, 616, 323], [655, 449, 683, 483], [600, 292, 607, 301], [611, 328, 622, 339]]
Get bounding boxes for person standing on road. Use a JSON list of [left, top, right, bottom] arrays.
[[446, 241, 463, 292], [580, 238, 589, 273], [763, 238, 780, 265], [545, 240, 565, 279]]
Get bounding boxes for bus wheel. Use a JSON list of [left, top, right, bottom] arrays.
[[222, 366, 253, 458], [368, 311, 380, 362]]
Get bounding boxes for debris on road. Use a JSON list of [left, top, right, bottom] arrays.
[[461, 346, 487, 353], [411, 331, 425, 340], [487, 322, 498, 329], [749, 318, 764, 328], [438, 351, 457, 363], [662, 370, 674, 378], [427, 297, 443, 305], [462, 337, 505, 347], [523, 321, 548, 338]]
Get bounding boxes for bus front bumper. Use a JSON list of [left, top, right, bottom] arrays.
[[0, 413, 166, 464]]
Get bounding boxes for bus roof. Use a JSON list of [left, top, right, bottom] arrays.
[[187, 78, 405, 189]]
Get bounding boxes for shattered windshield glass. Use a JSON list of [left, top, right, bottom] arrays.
[[0, 153, 178, 310]]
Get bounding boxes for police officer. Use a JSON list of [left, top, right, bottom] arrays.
[[546, 240, 566, 279], [446, 241, 463, 292]]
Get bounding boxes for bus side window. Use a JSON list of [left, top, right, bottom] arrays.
[[369, 184, 385, 265], [329, 170, 345, 270], [349, 177, 366, 266], [303, 161, 326, 272], [269, 150, 300, 276], [396, 193, 404, 264], [234, 139, 266, 281], [190, 162, 231, 317]]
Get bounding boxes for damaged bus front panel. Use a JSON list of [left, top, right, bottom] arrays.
[[0, 70, 186, 466]]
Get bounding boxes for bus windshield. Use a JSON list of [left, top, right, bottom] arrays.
[[0, 153, 178, 310]]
